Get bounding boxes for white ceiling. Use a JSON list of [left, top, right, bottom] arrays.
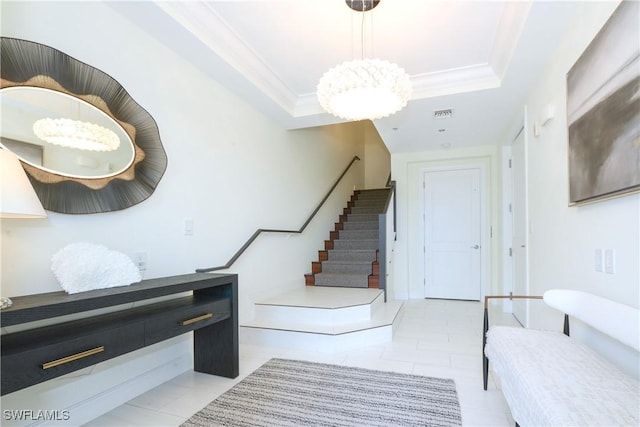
[[110, 0, 584, 153]]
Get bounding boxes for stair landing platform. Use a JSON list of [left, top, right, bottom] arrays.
[[240, 287, 403, 353]]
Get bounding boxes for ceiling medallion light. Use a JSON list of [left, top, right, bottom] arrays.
[[33, 118, 120, 152], [317, 0, 412, 121]]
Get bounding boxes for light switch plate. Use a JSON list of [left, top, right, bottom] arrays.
[[133, 251, 147, 271], [604, 249, 615, 274], [594, 249, 603, 272], [184, 218, 194, 236]]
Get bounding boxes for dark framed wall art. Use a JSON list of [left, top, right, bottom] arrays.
[[567, 0, 639, 205]]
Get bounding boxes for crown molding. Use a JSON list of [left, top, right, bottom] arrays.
[[294, 63, 500, 118], [490, 1, 533, 79], [410, 64, 501, 100], [154, 0, 531, 121], [155, 1, 299, 115]]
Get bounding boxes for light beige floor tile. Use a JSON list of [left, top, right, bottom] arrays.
[[86, 404, 186, 427], [86, 298, 516, 427]]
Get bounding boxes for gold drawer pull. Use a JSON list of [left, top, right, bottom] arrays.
[[181, 313, 213, 326], [42, 346, 105, 370]]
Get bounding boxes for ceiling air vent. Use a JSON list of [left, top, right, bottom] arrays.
[[433, 109, 453, 119]]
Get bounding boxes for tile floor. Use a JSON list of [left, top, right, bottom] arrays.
[[87, 299, 520, 426]]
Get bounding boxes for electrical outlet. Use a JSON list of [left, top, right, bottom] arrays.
[[133, 251, 147, 271]]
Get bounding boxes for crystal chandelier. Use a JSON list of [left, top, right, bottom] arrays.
[[33, 118, 120, 152], [317, 0, 412, 121]]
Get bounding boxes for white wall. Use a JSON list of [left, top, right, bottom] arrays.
[[0, 1, 365, 423], [363, 121, 391, 189], [514, 1, 639, 378], [391, 145, 501, 300], [390, 1, 638, 379]]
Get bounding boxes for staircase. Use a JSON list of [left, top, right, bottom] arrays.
[[305, 188, 390, 289], [239, 187, 402, 353]]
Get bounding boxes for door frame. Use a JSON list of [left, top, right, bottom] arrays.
[[420, 161, 489, 300], [502, 142, 514, 313], [510, 121, 531, 326]]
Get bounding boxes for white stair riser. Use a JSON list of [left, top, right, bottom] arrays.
[[242, 286, 402, 352], [253, 293, 384, 326], [240, 325, 393, 353]]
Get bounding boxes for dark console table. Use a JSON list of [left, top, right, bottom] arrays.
[[1, 273, 238, 396]]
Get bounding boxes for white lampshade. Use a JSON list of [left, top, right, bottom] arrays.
[[0, 149, 47, 218]]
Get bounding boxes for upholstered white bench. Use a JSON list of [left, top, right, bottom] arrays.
[[483, 289, 640, 426]]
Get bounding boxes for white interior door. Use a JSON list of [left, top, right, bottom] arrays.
[[511, 128, 529, 325], [424, 168, 481, 301]]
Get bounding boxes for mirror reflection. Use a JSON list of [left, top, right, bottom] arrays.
[[1, 36, 167, 214], [0, 87, 135, 179]]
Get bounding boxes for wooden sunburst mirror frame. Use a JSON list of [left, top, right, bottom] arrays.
[[0, 37, 167, 214]]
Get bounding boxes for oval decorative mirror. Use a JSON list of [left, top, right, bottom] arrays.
[[0, 37, 167, 214]]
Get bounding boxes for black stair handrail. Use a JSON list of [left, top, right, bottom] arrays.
[[196, 156, 361, 273]]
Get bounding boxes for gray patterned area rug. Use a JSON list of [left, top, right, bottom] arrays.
[[182, 358, 462, 427]]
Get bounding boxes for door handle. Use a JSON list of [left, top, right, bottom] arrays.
[[471, 245, 480, 249]]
